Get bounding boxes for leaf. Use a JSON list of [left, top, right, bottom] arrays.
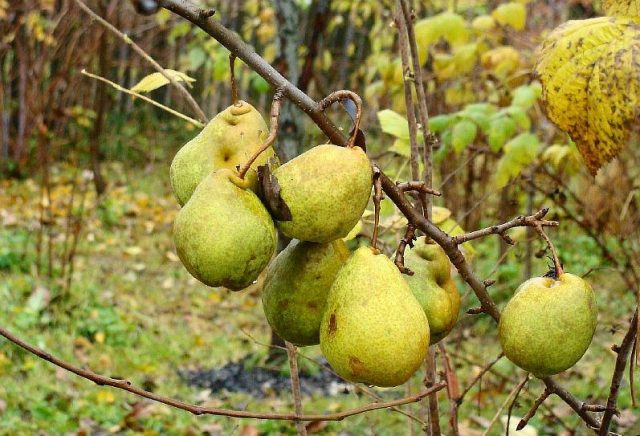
[[481, 46, 521, 78], [488, 116, 517, 151], [377, 109, 410, 140], [130, 69, 195, 93], [603, 0, 640, 17], [534, 17, 640, 174], [492, 2, 527, 30], [511, 83, 542, 109], [428, 114, 453, 133], [502, 106, 531, 130], [493, 133, 540, 188], [451, 120, 478, 153], [472, 15, 496, 32], [432, 206, 452, 224], [415, 12, 469, 49]]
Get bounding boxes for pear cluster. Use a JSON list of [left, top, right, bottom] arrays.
[[170, 101, 464, 387]]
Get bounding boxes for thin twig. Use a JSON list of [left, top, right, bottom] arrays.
[[74, 0, 207, 123], [285, 342, 307, 436], [317, 90, 362, 148], [394, 225, 417, 275], [394, 1, 425, 216], [484, 374, 529, 436], [438, 344, 460, 436], [396, 181, 441, 197], [372, 168, 383, 252], [516, 388, 551, 432], [452, 208, 557, 245], [81, 70, 204, 128], [229, 53, 239, 105], [237, 87, 284, 179], [0, 325, 446, 422], [599, 309, 639, 435], [534, 224, 564, 276], [457, 353, 504, 404], [398, 0, 436, 221], [424, 348, 442, 436]]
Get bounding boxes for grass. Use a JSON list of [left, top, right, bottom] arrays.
[[0, 161, 637, 435]]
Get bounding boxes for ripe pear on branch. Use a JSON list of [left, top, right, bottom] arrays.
[[320, 246, 429, 387], [262, 91, 372, 243], [402, 237, 461, 344], [499, 260, 597, 377], [261, 239, 349, 346], [170, 101, 278, 206], [173, 168, 277, 290]]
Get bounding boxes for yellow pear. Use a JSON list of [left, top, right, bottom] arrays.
[[320, 246, 429, 387], [498, 273, 597, 377], [403, 237, 460, 344], [270, 144, 372, 243], [262, 239, 349, 346], [173, 168, 277, 290], [170, 101, 278, 206]]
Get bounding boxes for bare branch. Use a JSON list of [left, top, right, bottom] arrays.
[[396, 181, 441, 197], [0, 325, 446, 422], [394, 225, 417, 275], [517, 388, 551, 431], [599, 309, 639, 435], [452, 208, 558, 245], [285, 342, 307, 436], [74, 0, 207, 123]]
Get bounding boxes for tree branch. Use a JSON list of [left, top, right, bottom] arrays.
[[0, 325, 445, 422]]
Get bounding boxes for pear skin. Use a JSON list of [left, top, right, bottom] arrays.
[[170, 101, 277, 206], [320, 246, 429, 387], [498, 273, 597, 377], [403, 238, 461, 344], [262, 239, 349, 346], [272, 144, 372, 243], [173, 169, 277, 290]]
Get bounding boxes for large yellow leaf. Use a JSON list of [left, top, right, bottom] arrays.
[[603, 0, 640, 17], [534, 17, 640, 174], [130, 69, 195, 93]]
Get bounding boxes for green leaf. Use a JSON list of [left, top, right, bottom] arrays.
[[493, 133, 540, 188], [502, 106, 531, 130], [377, 109, 410, 140], [488, 116, 517, 152], [428, 114, 453, 133], [451, 120, 478, 153], [511, 84, 541, 109], [130, 69, 196, 93], [187, 47, 207, 71]]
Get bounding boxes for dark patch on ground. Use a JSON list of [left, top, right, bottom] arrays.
[[179, 355, 353, 397]]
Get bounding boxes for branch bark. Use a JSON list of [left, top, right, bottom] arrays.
[[0, 325, 445, 422]]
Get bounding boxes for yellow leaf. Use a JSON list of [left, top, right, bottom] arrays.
[[94, 331, 105, 344], [472, 15, 496, 32], [603, 0, 640, 17], [130, 69, 195, 93], [343, 220, 363, 241], [492, 2, 527, 30], [96, 389, 116, 404], [431, 206, 452, 224], [534, 17, 640, 174], [481, 46, 521, 78]]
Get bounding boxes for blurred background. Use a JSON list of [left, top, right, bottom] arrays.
[[1, 0, 639, 434]]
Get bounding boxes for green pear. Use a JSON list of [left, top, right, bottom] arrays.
[[403, 237, 460, 344], [320, 246, 429, 387], [498, 273, 597, 377], [170, 101, 278, 206], [261, 239, 349, 346], [271, 144, 372, 243], [173, 168, 277, 290]]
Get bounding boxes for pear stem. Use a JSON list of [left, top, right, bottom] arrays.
[[535, 224, 564, 277], [237, 88, 285, 179], [317, 90, 363, 148], [371, 167, 383, 252], [229, 53, 239, 106]]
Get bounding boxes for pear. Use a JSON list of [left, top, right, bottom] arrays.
[[403, 237, 460, 344], [270, 144, 372, 243], [262, 239, 349, 346], [173, 168, 277, 290], [320, 246, 429, 387], [170, 101, 277, 206], [498, 273, 597, 377]]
